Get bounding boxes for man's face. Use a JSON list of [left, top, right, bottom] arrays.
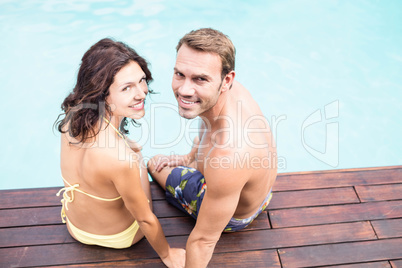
[[172, 44, 223, 119]]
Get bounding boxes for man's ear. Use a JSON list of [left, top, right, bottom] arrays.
[[221, 71, 235, 92]]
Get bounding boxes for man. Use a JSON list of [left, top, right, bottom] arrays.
[[148, 28, 277, 267]]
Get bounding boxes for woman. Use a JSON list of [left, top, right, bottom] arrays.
[[54, 38, 185, 267]]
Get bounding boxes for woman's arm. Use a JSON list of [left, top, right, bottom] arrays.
[[110, 154, 185, 267]]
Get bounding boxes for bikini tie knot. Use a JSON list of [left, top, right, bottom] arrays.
[[56, 183, 79, 223]]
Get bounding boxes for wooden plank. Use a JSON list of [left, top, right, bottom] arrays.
[[0, 212, 270, 249], [269, 200, 402, 228], [0, 236, 186, 267], [279, 238, 402, 268], [0, 219, 192, 249], [0, 187, 60, 209], [0, 212, 269, 248], [158, 217, 196, 236], [1, 220, 372, 261], [268, 187, 359, 209], [46, 258, 164, 267], [328, 262, 391, 268], [150, 182, 166, 200], [0, 243, 155, 267], [355, 184, 402, 202], [274, 167, 402, 191], [44, 250, 280, 268], [0, 206, 61, 227], [0, 182, 166, 210], [0, 182, 268, 228], [0, 199, 185, 228], [278, 165, 402, 176], [0, 221, 374, 267], [390, 260, 402, 268], [213, 221, 375, 253], [371, 219, 402, 239], [208, 250, 280, 267], [238, 211, 271, 231], [1, 167, 399, 208], [153, 200, 189, 218], [0, 225, 75, 248]]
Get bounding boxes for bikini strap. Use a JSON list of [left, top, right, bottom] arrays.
[[56, 177, 123, 223], [103, 117, 143, 177], [103, 117, 131, 149]]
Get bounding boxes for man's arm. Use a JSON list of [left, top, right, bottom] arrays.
[[185, 151, 249, 267]]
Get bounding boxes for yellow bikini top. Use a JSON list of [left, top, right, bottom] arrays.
[[56, 117, 141, 223], [56, 176, 123, 223]]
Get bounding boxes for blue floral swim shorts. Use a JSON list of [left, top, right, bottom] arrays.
[[165, 166, 206, 220], [165, 166, 273, 232]]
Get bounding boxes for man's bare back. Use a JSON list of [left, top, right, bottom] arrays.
[[194, 80, 276, 219]]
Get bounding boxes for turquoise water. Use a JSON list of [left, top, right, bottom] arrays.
[[1, 0, 401, 190]]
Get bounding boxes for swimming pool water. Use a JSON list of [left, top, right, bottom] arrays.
[[1, 0, 401, 189]]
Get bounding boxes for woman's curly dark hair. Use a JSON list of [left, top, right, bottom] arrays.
[[54, 38, 153, 143]]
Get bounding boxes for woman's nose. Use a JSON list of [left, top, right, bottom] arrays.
[[134, 87, 147, 99]]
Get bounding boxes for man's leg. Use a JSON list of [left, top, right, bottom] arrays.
[[147, 154, 175, 190], [149, 156, 206, 219]]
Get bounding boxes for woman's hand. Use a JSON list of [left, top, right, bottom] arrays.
[[161, 247, 186, 268]]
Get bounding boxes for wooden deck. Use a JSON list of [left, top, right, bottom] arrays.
[[1, 166, 402, 267]]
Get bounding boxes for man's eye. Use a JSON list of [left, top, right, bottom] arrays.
[[176, 72, 184, 77], [197, 77, 206, 82]]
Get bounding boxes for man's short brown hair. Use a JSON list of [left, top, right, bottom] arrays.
[[176, 28, 235, 79]]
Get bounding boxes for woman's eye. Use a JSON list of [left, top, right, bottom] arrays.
[[122, 86, 130, 91], [140, 77, 146, 83]]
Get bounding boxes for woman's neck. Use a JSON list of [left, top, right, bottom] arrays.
[[106, 115, 123, 129]]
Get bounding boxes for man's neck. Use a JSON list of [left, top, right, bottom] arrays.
[[200, 90, 230, 127]]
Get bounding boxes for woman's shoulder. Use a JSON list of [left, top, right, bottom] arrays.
[[88, 139, 139, 173]]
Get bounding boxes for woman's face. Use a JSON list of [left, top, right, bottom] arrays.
[[106, 61, 148, 120]]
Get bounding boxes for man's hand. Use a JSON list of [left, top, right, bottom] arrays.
[[153, 136, 200, 172], [153, 154, 192, 172]]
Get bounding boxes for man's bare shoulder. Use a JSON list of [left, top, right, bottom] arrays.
[[231, 80, 253, 97], [230, 80, 263, 107], [205, 146, 250, 174], [203, 147, 250, 194]]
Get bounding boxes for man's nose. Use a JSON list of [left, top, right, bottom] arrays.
[[177, 79, 195, 97]]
